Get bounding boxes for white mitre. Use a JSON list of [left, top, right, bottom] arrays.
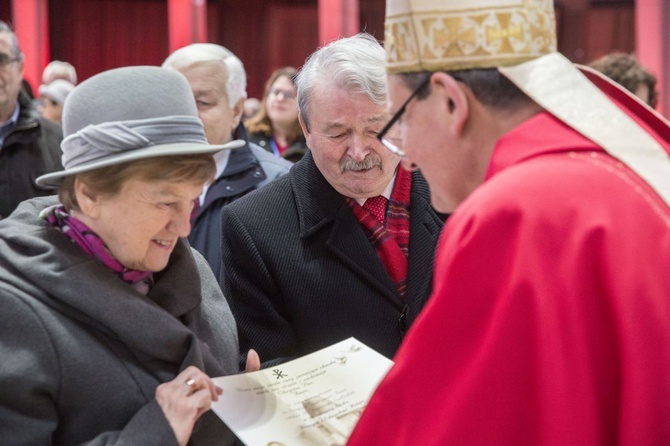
[[385, 0, 556, 73]]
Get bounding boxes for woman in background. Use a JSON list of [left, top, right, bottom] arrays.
[[245, 66, 308, 163]]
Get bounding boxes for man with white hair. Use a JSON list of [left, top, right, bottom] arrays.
[[348, 0, 670, 444], [163, 44, 292, 277], [220, 34, 445, 369]]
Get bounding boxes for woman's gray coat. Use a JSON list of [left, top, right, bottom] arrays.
[[0, 197, 239, 445]]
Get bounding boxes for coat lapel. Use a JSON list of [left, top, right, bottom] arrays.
[[292, 152, 402, 304], [327, 205, 402, 305]]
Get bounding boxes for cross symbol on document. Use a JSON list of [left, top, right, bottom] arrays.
[[272, 369, 287, 379]]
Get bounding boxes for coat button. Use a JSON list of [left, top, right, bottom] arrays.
[[253, 171, 262, 178], [226, 185, 233, 191]]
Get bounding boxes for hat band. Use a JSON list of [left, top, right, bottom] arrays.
[[61, 115, 208, 170]]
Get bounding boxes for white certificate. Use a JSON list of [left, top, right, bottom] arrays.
[[211, 338, 394, 446]]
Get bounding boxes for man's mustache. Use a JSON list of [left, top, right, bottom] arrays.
[[341, 155, 382, 172]]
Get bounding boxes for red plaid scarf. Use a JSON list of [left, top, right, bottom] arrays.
[[347, 166, 412, 298]]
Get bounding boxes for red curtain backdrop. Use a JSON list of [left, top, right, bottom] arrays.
[[0, 0, 644, 107], [556, 3, 635, 63], [43, 0, 360, 99], [208, 0, 318, 100], [584, 5, 635, 61], [48, 0, 169, 84], [0, 3, 11, 21]]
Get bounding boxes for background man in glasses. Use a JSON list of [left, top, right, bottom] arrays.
[[220, 33, 445, 368], [0, 21, 62, 219], [349, 0, 670, 444]]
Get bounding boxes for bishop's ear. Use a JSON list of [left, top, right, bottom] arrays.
[[431, 72, 469, 137], [298, 113, 312, 148]]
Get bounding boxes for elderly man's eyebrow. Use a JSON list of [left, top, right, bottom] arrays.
[[322, 122, 347, 133], [367, 115, 388, 124], [193, 89, 215, 99]]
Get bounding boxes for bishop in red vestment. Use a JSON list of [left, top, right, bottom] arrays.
[[348, 0, 670, 444]]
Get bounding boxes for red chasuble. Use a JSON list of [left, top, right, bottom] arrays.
[[348, 105, 670, 444]]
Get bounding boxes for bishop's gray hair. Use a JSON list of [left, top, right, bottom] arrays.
[[295, 33, 387, 131], [398, 68, 533, 112], [162, 43, 247, 108]]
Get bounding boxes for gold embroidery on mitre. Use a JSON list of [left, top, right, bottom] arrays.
[[486, 13, 527, 55], [385, 0, 557, 73], [527, 4, 557, 54], [418, 16, 474, 60], [385, 18, 419, 68]]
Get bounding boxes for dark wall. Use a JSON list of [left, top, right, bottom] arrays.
[[360, 0, 385, 42], [0, 2, 10, 24]]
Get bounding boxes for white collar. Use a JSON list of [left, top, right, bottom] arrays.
[[354, 171, 397, 206]]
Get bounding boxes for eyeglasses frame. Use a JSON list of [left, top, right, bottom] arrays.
[[269, 87, 297, 101], [376, 76, 431, 157], [0, 52, 21, 68]]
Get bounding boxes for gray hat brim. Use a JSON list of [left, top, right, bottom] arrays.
[[36, 138, 245, 189]]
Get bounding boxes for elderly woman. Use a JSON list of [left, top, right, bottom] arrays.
[[0, 66, 246, 445]]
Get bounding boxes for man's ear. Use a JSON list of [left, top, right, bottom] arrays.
[[298, 113, 311, 148], [431, 72, 469, 137], [17, 56, 24, 77], [231, 97, 245, 130], [74, 178, 101, 219]]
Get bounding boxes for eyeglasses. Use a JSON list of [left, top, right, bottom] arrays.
[[269, 88, 296, 100], [0, 53, 20, 68], [377, 77, 430, 157]]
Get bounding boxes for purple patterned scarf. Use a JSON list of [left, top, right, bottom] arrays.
[[46, 205, 153, 285]]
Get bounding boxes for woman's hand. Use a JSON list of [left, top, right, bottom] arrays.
[[155, 366, 222, 446]]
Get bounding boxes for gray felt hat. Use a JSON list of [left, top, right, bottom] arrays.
[[36, 65, 243, 188]]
